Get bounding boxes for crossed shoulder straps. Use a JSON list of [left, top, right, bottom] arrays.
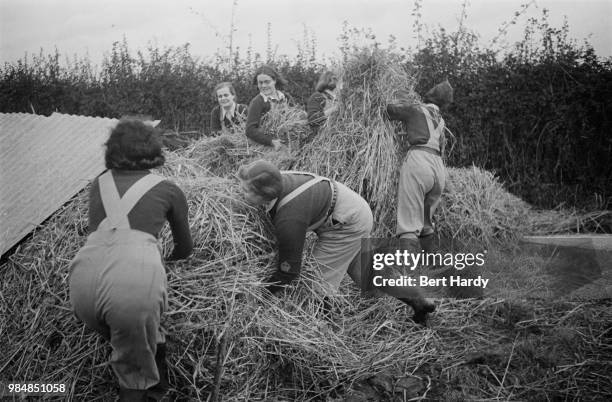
[[97, 170, 165, 230]]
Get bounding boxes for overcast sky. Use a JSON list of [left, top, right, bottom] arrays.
[[1, 0, 610, 67]]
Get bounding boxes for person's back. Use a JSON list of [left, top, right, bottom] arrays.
[[69, 119, 192, 400]]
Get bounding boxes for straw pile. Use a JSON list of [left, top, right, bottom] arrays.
[[2, 195, 609, 401], [0, 171, 441, 401], [179, 105, 310, 178]]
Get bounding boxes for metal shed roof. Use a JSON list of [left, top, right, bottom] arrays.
[[0, 112, 118, 256]]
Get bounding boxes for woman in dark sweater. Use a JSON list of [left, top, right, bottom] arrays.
[[238, 160, 436, 326], [69, 119, 193, 401], [209, 82, 247, 135], [306, 70, 339, 140], [245, 65, 291, 150]]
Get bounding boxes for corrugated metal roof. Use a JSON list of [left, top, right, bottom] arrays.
[[0, 112, 118, 256]]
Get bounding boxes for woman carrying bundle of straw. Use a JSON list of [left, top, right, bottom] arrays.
[[381, 80, 454, 320], [245, 65, 293, 151], [237, 160, 437, 325], [306, 70, 339, 141], [209, 82, 247, 136], [69, 119, 193, 401], [385, 79, 453, 253]]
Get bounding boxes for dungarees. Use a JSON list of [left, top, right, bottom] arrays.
[[69, 171, 167, 390], [397, 105, 446, 240], [278, 171, 374, 294]]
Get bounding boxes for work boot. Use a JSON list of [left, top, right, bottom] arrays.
[[118, 388, 148, 402], [419, 233, 436, 254]]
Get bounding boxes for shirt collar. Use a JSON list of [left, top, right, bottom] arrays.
[[265, 198, 278, 213], [261, 90, 286, 103], [221, 103, 237, 120], [323, 89, 336, 100]]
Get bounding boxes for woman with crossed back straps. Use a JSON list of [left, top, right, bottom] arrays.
[[69, 119, 193, 401], [237, 160, 435, 325]]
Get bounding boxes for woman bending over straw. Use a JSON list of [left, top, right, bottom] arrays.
[[305, 70, 339, 142], [237, 160, 437, 325], [69, 119, 193, 401], [245, 65, 293, 151], [209, 81, 247, 136]]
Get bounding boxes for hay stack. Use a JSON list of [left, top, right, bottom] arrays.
[[0, 170, 436, 401], [1, 136, 608, 401], [439, 166, 531, 247], [175, 105, 310, 178]]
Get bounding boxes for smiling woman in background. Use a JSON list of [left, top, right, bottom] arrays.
[[209, 82, 247, 135], [245, 65, 292, 150]]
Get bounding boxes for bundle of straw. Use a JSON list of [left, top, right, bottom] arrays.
[[260, 104, 310, 152], [175, 108, 308, 178], [294, 48, 419, 237]]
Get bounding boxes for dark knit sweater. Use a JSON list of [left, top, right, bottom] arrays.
[[245, 92, 289, 146], [268, 173, 333, 284], [306, 91, 334, 133], [88, 169, 193, 260], [210, 103, 247, 133], [385, 103, 444, 151]]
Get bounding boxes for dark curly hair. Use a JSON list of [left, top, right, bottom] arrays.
[[252, 65, 288, 90], [105, 119, 165, 170]]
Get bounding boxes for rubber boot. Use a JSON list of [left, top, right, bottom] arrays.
[[398, 236, 436, 325], [419, 233, 436, 254]]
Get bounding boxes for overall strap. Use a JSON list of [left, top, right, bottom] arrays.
[[276, 175, 325, 211], [276, 171, 335, 231], [422, 106, 445, 136], [421, 105, 445, 153], [98, 172, 165, 230], [98, 170, 129, 230]]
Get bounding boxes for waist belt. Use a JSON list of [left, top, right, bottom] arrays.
[[409, 145, 441, 156], [324, 180, 338, 225], [277, 171, 337, 231]]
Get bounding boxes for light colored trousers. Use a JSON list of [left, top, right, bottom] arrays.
[[313, 182, 374, 294], [69, 229, 167, 390], [397, 149, 446, 240]]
